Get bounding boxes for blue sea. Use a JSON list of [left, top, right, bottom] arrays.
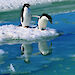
[[0, 0, 75, 75]]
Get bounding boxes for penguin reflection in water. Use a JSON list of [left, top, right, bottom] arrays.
[[38, 41, 52, 56], [21, 43, 33, 63]]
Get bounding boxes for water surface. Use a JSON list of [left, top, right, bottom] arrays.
[[0, 0, 75, 75]]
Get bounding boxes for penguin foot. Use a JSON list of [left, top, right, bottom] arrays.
[[39, 28, 47, 31], [24, 26, 30, 28]]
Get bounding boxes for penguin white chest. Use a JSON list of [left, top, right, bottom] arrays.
[[38, 16, 48, 30], [23, 12, 31, 26], [25, 13, 30, 21]]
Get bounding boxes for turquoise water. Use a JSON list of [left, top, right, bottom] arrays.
[[0, 0, 75, 75]]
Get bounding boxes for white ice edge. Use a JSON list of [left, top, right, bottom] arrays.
[[0, 25, 59, 42]]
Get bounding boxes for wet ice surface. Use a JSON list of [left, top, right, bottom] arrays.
[[0, 25, 59, 42]]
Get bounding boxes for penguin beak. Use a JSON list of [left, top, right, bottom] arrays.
[[49, 19, 52, 24]]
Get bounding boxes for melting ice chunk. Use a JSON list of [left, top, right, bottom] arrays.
[[0, 25, 59, 42], [0, 49, 5, 55], [9, 64, 15, 72]]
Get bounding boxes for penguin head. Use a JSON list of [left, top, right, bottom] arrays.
[[23, 4, 30, 8], [40, 13, 52, 24]]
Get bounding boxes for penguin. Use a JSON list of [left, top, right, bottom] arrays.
[[38, 13, 52, 30], [20, 4, 31, 28], [38, 41, 52, 56], [21, 43, 33, 63]]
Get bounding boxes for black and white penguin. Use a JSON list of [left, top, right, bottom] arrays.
[[38, 41, 52, 56], [20, 4, 31, 28], [38, 13, 52, 30], [21, 43, 33, 63]]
